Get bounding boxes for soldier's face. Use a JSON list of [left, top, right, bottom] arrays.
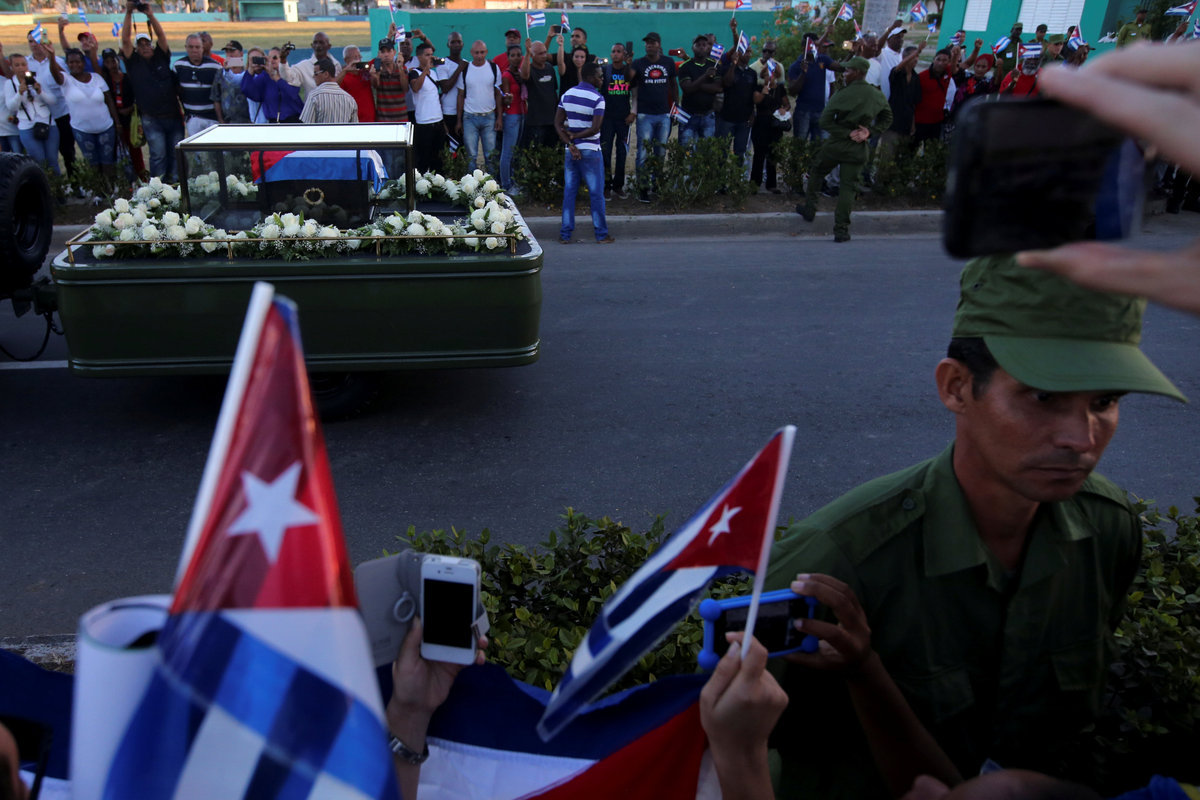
[[946, 366, 1122, 503]]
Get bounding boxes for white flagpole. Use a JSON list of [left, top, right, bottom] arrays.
[[741, 425, 796, 657], [175, 282, 275, 584]]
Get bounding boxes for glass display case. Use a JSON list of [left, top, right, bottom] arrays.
[[176, 122, 417, 231]]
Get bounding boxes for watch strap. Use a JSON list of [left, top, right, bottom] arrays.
[[388, 734, 430, 765]]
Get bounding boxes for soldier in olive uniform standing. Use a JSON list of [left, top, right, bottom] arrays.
[[995, 22, 1024, 74], [1041, 33, 1067, 64], [1117, 8, 1151, 47], [795, 56, 892, 242], [766, 255, 1187, 799]]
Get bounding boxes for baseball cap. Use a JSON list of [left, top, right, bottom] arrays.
[[643, 32, 662, 42], [505, 27, 521, 36], [76, 31, 93, 41], [377, 37, 395, 50], [101, 47, 118, 58], [134, 32, 152, 43], [222, 39, 243, 51], [844, 55, 871, 72], [1046, 33, 1065, 43], [952, 256, 1186, 402]]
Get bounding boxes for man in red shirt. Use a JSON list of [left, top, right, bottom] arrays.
[[338, 44, 376, 122], [999, 54, 1042, 97], [912, 47, 952, 144]]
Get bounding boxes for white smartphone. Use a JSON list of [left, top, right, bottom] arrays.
[[419, 554, 480, 665]]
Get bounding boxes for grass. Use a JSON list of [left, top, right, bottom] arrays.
[[0, 19, 370, 54]]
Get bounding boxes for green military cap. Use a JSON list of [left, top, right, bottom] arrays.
[[844, 55, 871, 72], [952, 255, 1187, 402], [1047, 33, 1065, 43]]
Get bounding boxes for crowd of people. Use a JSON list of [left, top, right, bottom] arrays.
[[2, 4, 1196, 229]]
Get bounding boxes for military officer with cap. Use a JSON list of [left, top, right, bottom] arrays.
[[995, 21, 1024, 74], [766, 255, 1186, 798], [1041, 32, 1067, 64], [1117, 7, 1151, 47], [795, 55, 891, 242]]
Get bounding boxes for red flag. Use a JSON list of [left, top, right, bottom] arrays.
[[173, 284, 356, 612]]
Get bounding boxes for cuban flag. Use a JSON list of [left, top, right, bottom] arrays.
[[909, 0, 928, 21], [536, 426, 795, 741], [447, 134, 460, 156], [736, 30, 750, 53], [388, 0, 395, 12], [1019, 41, 1042, 59], [79, 10, 90, 26], [395, 24, 406, 44], [991, 33, 1011, 53], [526, 11, 546, 28], [836, 2, 854, 21], [1165, 0, 1196, 15], [670, 103, 691, 125], [561, 11, 571, 31], [927, 21, 937, 32], [950, 29, 965, 45], [736, 0, 753, 9], [710, 42, 725, 59], [101, 284, 398, 800], [1068, 29, 1086, 48], [1193, 17, 1200, 37], [806, 36, 820, 58], [854, 19, 864, 39], [111, 21, 120, 37], [31, 22, 45, 43]]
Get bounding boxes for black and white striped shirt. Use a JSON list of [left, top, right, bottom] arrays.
[[173, 56, 221, 120]]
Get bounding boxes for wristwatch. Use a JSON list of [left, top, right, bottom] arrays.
[[388, 734, 429, 765]]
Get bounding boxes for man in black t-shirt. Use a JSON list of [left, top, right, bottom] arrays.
[[600, 42, 633, 197], [676, 34, 721, 146], [119, 1, 183, 181], [627, 31, 677, 202], [716, 45, 757, 166], [520, 39, 559, 148]]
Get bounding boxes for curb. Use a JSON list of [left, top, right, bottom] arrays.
[[1, 634, 77, 671], [522, 209, 944, 241]]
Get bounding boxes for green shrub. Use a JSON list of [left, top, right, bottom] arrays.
[[874, 139, 950, 202], [394, 509, 749, 692], [635, 137, 755, 210], [512, 143, 564, 206], [774, 136, 822, 197]]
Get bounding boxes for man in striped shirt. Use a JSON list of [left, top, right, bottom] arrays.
[[300, 57, 359, 123], [554, 62, 613, 244], [175, 33, 222, 136]]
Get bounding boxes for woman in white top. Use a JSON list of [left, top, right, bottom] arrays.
[[50, 46, 120, 177], [0, 57, 21, 154], [3, 53, 60, 175]]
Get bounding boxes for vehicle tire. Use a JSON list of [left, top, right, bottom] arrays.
[[0, 152, 53, 296], [310, 371, 382, 421]]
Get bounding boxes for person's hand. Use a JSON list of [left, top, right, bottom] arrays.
[[918, 41, 927, 52], [625, 112, 635, 125], [799, 59, 808, 72], [699, 634, 788, 769], [494, 116, 503, 131], [568, 142, 581, 160], [730, 17, 739, 33], [525, 37, 533, 51], [556, 33, 565, 48], [57, 15, 67, 28], [385, 616, 486, 732], [455, 119, 462, 135], [783, 573, 873, 673], [411, 27, 424, 40], [849, 125, 870, 142], [1018, 240, 1200, 315], [974, 37, 984, 49]]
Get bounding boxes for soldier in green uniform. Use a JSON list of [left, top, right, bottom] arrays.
[[995, 22, 1024, 74], [766, 256, 1186, 798], [1041, 32, 1066, 64], [1117, 7, 1150, 47], [795, 56, 891, 243]]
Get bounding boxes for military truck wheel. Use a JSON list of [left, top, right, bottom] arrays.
[[310, 372, 382, 421], [0, 153, 53, 296]]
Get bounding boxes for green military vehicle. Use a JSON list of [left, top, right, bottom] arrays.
[[1, 123, 543, 417]]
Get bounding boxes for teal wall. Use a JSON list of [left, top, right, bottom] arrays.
[[936, 0, 1119, 53], [368, 8, 779, 60]]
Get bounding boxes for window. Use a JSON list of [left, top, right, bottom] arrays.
[[1019, 0, 1085, 32], [962, 0, 993, 31]]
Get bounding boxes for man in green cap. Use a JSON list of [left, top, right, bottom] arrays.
[[1117, 7, 1150, 47], [1041, 33, 1066, 64], [765, 255, 1186, 798], [795, 55, 891, 242]]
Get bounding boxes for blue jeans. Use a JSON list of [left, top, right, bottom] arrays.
[[561, 148, 607, 241], [792, 109, 827, 141], [0, 134, 21, 153], [715, 118, 752, 165], [678, 111, 716, 147], [74, 126, 117, 167], [463, 112, 498, 175], [19, 125, 61, 175], [141, 113, 184, 181], [635, 112, 670, 173], [499, 113, 523, 190]]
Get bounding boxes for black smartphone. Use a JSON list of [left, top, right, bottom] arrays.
[[943, 97, 1144, 259], [550, 24, 561, 34]]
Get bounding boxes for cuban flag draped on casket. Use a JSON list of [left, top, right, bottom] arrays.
[[101, 284, 398, 800]]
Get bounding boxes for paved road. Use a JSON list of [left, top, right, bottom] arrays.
[[2, 221, 1198, 637]]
